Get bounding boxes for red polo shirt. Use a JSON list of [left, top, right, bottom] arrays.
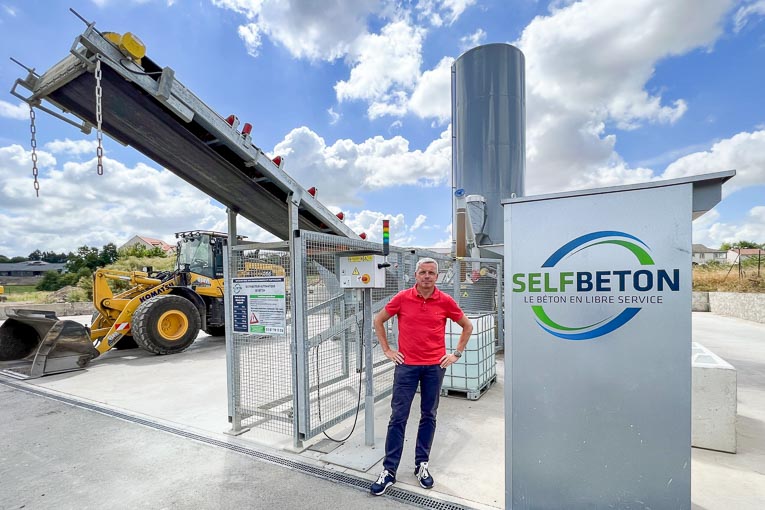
[[385, 284, 465, 365]]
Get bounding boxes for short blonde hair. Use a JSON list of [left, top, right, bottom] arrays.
[[415, 257, 439, 273]]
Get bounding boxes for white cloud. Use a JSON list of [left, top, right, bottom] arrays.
[[0, 142, 273, 256], [459, 28, 486, 50], [416, 0, 476, 27], [0, 100, 29, 120], [408, 56, 453, 123], [272, 125, 451, 206], [664, 131, 765, 247], [410, 214, 427, 231], [214, 0, 379, 61], [660, 130, 765, 195], [0, 144, 57, 175], [345, 210, 411, 244], [213, 2, 467, 122], [2, 4, 17, 16], [335, 19, 426, 119], [515, 0, 734, 194], [733, 0, 765, 32], [693, 206, 765, 248], [44, 139, 99, 156], [237, 23, 262, 57], [327, 107, 341, 125]]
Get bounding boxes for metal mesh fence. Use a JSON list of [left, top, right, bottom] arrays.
[[228, 244, 295, 436], [301, 232, 401, 437], [227, 233, 503, 441]]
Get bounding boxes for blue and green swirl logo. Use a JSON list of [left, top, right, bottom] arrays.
[[513, 231, 680, 341]]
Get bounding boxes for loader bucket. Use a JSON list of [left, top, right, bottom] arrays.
[[0, 309, 99, 379]]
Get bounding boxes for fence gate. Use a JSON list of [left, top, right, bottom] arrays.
[[225, 242, 296, 438]]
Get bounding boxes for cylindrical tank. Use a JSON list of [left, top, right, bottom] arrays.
[[452, 43, 525, 249]]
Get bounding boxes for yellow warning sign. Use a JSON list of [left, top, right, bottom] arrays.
[[462, 291, 469, 297], [348, 256, 373, 262], [352, 267, 360, 275]]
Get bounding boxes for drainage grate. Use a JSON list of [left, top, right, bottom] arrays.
[[0, 377, 476, 510]]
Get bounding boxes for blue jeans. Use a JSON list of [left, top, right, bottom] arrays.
[[383, 363, 446, 474]]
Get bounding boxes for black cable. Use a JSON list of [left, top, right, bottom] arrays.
[[118, 58, 164, 76], [316, 303, 365, 443]]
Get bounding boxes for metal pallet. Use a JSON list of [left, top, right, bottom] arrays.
[[441, 374, 497, 401]]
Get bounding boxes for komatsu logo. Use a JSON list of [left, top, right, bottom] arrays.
[[512, 231, 680, 340], [139, 282, 173, 302]]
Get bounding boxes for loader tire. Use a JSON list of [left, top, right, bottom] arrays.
[[132, 295, 201, 355], [91, 311, 138, 350]]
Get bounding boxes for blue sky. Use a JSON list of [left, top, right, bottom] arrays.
[[1, 0, 764, 256]]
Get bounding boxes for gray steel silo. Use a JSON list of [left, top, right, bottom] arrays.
[[452, 43, 525, 256]]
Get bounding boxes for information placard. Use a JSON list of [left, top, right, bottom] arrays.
[[231, 277, 286, 335]]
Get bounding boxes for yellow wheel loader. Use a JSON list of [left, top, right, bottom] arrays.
[[0, 231, 283, 379]]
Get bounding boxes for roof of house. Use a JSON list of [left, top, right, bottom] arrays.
[[728, 248, 764, 255], [692, 244, 725, 253], [0, 261, 67, 272], [133, 235, 175, 252]]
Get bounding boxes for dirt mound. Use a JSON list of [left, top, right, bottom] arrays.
[[48, 286, 79, 303]]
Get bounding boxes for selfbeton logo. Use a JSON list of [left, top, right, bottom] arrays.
[[512, 230, 681, 341]]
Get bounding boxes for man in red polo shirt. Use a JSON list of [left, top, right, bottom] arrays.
[[370, 257, 473, 496]]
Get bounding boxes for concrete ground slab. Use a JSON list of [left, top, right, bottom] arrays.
[[688, 313, 765, 510], [321, 435, 386, 471], [0, 383, 412, 510], [2, 312, 764, 509]]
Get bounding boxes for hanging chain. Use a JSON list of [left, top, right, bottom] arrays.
[[29, 105, 40, 197], [95, 58, 104, 175]]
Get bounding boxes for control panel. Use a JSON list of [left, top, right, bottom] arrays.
[[338, 255, 386, 288]]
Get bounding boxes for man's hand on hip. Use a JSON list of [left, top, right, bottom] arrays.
[[439, 353, 459, 368], [384, 349, 404, 365]]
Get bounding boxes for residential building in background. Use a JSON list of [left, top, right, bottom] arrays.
[[0, 260, 66, 285], [119, 235, 175, 255], [726, 248, 765, 264], [692, 244, 728, 265]]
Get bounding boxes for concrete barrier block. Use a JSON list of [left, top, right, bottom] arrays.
[[692, 342, 737, 453], [708, 292, 765, 324], [692, 291, 710, 312], [0, 302, 93, 321]]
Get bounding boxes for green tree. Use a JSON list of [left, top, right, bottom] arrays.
[[42, 251, 69, 263], [36, 271, 63, 291], [28, 249, 43, 261], [99, 243, 119, 266], [118, 243, 167, 258], [66, 244, 120, 273], [66, 246, 100, 273]]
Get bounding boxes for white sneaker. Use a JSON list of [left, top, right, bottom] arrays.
[[370, 469, 396, 495], [415, 462, 434, 489]]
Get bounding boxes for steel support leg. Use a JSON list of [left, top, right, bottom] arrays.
[[363, 288, 375, 446]]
